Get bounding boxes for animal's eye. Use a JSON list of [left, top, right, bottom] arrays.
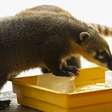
[[100, 51, 106, 56], [95, 51, 105, 60]]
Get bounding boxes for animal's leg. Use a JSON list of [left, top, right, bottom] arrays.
[[64, 55, 81, 75], [41, 67, 51, 73], [66, 56, 81, 68], [0, 70, 11, 110], [0, 100, 11, 110], [45, 55, 79, 76], [41, 56, 81, 75]]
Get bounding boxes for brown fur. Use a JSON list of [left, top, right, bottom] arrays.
[[0, 5, 112, 109], [88, 23, 112, 37], [16, 5, 81, 72], [17, 5, 112, 37], [16, 5, 112, 73], [0, 5, 111, 87]]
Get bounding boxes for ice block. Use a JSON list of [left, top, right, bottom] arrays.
[[37, 74, 76, 93]]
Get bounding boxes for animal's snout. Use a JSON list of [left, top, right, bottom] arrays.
[[107, 57, 112, 70]]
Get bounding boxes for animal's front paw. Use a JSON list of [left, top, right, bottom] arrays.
[[62, 65, 79, 76], [53, 66, 79, 77], [41, 67, 51, 73], [0, 100, 11, 110]]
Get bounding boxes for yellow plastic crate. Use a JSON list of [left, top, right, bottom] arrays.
[[12, 67, 112, 112]]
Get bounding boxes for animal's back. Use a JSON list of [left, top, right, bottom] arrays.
[[16, 5, 72, 17], [0, 10, 79, 73]]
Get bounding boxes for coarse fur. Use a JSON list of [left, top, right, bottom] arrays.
[[16, 5, 81, 72], [17, 5, 112, 37], [16, 5, 112, 73], [88, 23, 112, 37], [0, 5, 112, 109]]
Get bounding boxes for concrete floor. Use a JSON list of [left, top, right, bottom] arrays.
[[0, 92, 41, 112], [0, 69, 42, 112]]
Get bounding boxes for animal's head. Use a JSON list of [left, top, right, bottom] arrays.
[[75, 26, 112, 70]]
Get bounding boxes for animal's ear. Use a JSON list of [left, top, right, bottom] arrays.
[[79, 32, 90, 42]]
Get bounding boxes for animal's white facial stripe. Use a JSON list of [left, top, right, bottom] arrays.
[[105, 49, 111, 57], [91, 51, 104, 59], [98, 55, 104, 59], [92, 51, 96, 57], [91, 50, 105, 60]]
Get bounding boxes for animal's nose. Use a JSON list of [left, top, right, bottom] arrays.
[[107, 59, 112, 70]]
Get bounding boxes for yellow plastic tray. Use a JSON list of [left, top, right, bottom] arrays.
[[12, 67, 112, 112]]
